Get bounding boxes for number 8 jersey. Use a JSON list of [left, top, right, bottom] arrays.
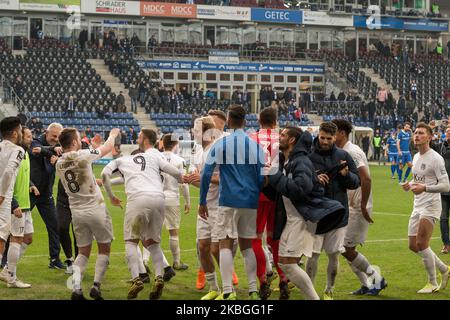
[[56, 149, 103, 213]]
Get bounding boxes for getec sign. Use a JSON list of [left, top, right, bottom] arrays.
[[140, 2, 196, 18], [251, 8, 302, 24]]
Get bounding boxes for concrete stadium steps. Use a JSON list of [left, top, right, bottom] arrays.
[[306, 113, 323, 126], [0, 102, 19, 118], [360, 67, 401, 101], [88, 59, 156, 131]]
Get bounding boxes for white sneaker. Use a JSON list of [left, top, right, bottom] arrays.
[[0, 267, 8, 282], [439, 266, 450, 291], [417, 283, 439, 294], [7, 279, 31, 289]]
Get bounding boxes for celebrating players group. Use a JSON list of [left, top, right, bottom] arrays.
[[0, 105, 449, 300]]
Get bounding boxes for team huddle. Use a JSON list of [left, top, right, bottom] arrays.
[[0, 105, 450, 300]]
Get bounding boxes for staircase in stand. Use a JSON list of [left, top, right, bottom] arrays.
[[88, 59, 157, 130]]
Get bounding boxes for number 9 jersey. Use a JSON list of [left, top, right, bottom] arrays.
[[56, 148, 104, 214]]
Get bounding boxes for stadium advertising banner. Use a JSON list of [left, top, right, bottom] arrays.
[[136, 60, 324, 74], [197, 5, 251, 21], [0, 0, 19, 10], [353, 15, 449, 32], [81, 0, 140, 15], [19, 0, 80, 12], [209, 49, 239, 64], [303, 11, 352, 27], [140, 2, 196, 18], [251, 8, 302, 24]]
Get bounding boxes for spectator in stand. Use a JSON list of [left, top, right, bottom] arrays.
[[121, 130, 128, 144], [13, 75, 23, 99], [377, 87, 388, 107], [131, 33, 141, 55], [436, 43, 443, 56], [128, 127, 138, 144], [78, 30, 88, 51], [192, 87, 203, 101], [283, 87, 294, 104], [329, 91, 337, 102], [362, 133, 371, 159], [66, 95, 76, 117], [129, 84, 139, 114], [373, 129, 382, 161], [411, 80, 417, 101], [232, 89, 242, 105], [148, 35, 157, 52], [116, 91, 125, 112], [338, 91, 346, 101], [205, 90, 216, 100]]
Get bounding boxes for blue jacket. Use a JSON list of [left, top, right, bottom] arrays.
[[200, 129, 265, 209], [308, 138, 360, 228], [263, 131, 346, 238]]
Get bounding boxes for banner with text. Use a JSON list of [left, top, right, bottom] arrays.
[[353, 15, 449, 32], [20, 0, 80, 12], [0, 0, 19, 10], [209, 50, 239, 64], [81, 0, 140, 15], [140, 2, 196, 18], [251, 8, 302, 24], [303, 11, 352, 26], [137, 60, 324, 74], [197, 5, 250, 21]]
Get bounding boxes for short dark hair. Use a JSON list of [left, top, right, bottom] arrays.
[[59, 128, 78, 149], [283, 126, 303, 145], [331, 119, 353, 137], [208, 109, 227, 122], [404, 121, 412, 127], [162, 133, 178, 151], [259, 107, 277, 127], [0, 116, 21, 138], [141, 129, 157, 146], [319, 122, 337, 136], [416, 122, 433, 136], [227, 105, 246, 128]]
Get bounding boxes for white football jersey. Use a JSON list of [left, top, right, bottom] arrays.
[[0, 140, 24, 203], [102, 148, 183, 202], [412, 149, 448, 213], [161, 151, 189, 206], [56, 149, 103, 214], [343, 141, 373, 210]]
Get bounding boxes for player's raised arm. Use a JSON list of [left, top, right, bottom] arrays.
[[101, 160, 123, 208], [96, 128, 121, 158]]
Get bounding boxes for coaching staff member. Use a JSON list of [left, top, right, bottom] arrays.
[[29, 123, 65, 269]]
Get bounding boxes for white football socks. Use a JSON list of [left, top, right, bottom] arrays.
[[326, 252, 339, 292], [305, 253, 320, 283], [219, 248, 234, 294], [142, 247, 150, 265], [125, 242, 140, 279], [73, 254, 88, 291], [432, 250, 449, 274], [136, 245, 147, 274], [348, 260, 369, 288], [6, 242, 21, 281], [241, 248, 258, 293], [94, 254, 109, 284], [19, 243, 28, 260], [205, 272, 219, 292], [418, 247, 438, 286], [279, 263, 320, 300], [169, 236, 181, 265], [351, 253, 382, 287], [147, 243, 164, 277]]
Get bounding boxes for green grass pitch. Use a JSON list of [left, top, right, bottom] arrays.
[[1, 164, 449, 300]]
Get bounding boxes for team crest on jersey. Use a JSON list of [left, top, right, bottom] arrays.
[[90, 149, 99, 155], [420, 164, 426, 170]]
